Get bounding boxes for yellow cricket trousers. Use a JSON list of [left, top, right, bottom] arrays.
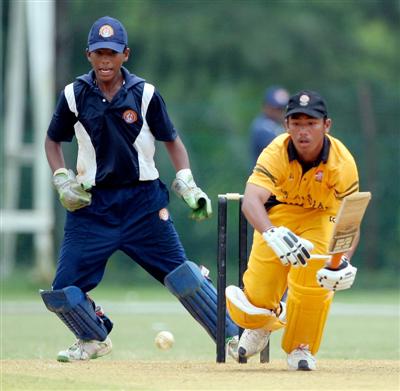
[[243, 204, 335, 355]]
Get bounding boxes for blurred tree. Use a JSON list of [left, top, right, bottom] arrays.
[[2, 0, 398, 286]]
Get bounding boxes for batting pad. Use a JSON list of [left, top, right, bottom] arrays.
[[40, 286, 108, 341], [226, 285, 286, 331], [164, 261, 238, 341], [282, 276, 334, 355]]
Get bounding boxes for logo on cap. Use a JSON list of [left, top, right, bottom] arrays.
[[299, 94, 310, 106], [123, 109, 137, 124], [99, 24, 114, 38]]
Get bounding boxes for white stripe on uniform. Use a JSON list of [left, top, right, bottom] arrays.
[[134, 82, 159, 180], [64, 83, 97, 189]]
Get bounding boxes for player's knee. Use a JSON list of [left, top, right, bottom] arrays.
[[226, 285, 285, 331]]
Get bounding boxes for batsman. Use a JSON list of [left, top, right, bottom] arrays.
[[40, 16, 238, 362], [226, 90, 361, 370]]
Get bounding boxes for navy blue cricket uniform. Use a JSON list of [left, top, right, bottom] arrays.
[[40, 17, 238, 353], [48, 67, 187, 291]]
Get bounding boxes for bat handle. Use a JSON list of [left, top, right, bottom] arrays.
[[309, 253, 344, 269], [309, 254, 331, 260], [328, 253, 344, 269]]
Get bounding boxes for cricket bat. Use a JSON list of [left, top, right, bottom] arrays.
[[310, 191, 372, 268]]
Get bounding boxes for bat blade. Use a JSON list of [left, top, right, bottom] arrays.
[[328, 191, 371, 268], [329, 192, 371, 253]]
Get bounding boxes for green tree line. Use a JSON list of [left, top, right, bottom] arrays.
[[3, 0, 399, 287]]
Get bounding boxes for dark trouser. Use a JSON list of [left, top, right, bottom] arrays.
[[52, 180, 185, 291]]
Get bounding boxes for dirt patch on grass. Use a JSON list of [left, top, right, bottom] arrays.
[[2, 359, 399, 390]]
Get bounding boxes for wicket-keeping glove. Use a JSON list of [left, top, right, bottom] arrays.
[[171, 169, 212, 220], [53, 168, 92, 212], [262, 226, 314, 267], [316, 257, 357, 291]]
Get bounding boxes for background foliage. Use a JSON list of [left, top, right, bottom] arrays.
[[2, 0, 399, 287]]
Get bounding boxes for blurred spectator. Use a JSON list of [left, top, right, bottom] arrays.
[[249, 86, 289, 165]]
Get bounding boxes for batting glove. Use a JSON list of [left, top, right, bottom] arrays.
[[316, 257, 357, 291], [171, 169, 212, 220], [262, 226, 314, 267], [53, 168, 92, 212]]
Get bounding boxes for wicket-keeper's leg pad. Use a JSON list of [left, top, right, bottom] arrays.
[[226, 285, 286, 331], [164, 261, 238, 341], [281, 277, 334, 355], [40, 286, 109, 341]]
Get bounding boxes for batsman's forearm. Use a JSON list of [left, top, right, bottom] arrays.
[[242, 197, 273, 234], [242, 183, 274, 234], [45, 136, 66, 173]]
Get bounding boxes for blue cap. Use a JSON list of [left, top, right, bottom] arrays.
[[87, 16, 128, 53], [264, 86, 289, 108]]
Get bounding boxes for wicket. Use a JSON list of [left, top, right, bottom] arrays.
[[216, 193, 270, 363]]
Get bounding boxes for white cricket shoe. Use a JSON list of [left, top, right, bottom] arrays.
[[238, 328, 270, 359], [287, 345, 316, 371], [57, 337, 112, 362], [226, 335, 239, 362]]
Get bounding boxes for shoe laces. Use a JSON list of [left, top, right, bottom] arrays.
[[293, 344, 314, 359], [69, 339, 84, 353], [246, 328, 267, 343], [297, 344, 310, 352]]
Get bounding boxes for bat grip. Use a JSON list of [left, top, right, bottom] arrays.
[[309, 253, 344, 269], [328, 253, 344, 269]]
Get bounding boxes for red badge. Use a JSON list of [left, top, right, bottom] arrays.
[[122, 109, 137, 124], [315, 170, 323, 182]]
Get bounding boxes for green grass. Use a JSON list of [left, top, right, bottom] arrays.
[[2, 268, 399, 303], [2, 310, 399, 361], [1, 271, 399, 362], [1, 293, 399, 361]]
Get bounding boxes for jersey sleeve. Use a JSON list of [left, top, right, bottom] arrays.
[[247, 140, 285, 193], [47, 90, 77, 142], [146, 90, 177, 141], [334, 154, 359, 200]]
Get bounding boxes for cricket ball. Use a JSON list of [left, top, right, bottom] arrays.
[[155, 331, 174, 350]]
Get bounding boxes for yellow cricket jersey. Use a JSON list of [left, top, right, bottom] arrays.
[[234, 133, 360, 356], [249, 133, 359, 214]]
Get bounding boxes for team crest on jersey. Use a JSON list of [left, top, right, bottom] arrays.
[[159, 208, 169, 221], [315, 170, 324, 182], [99, 24, 114, 38], [123, 109, 138, 124], [299, 94, 310, 106]]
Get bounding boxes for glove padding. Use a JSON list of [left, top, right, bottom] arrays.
[[262, 226, 314, 267], [53, 168, 91, 212], [316, 259, 357, 291], [171, 169, 212, 220]]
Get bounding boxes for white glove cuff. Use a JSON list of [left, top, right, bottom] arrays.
[[53, 167, 69, 177], [262, 226, 277, 237], [176, 168, 194, 182]]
